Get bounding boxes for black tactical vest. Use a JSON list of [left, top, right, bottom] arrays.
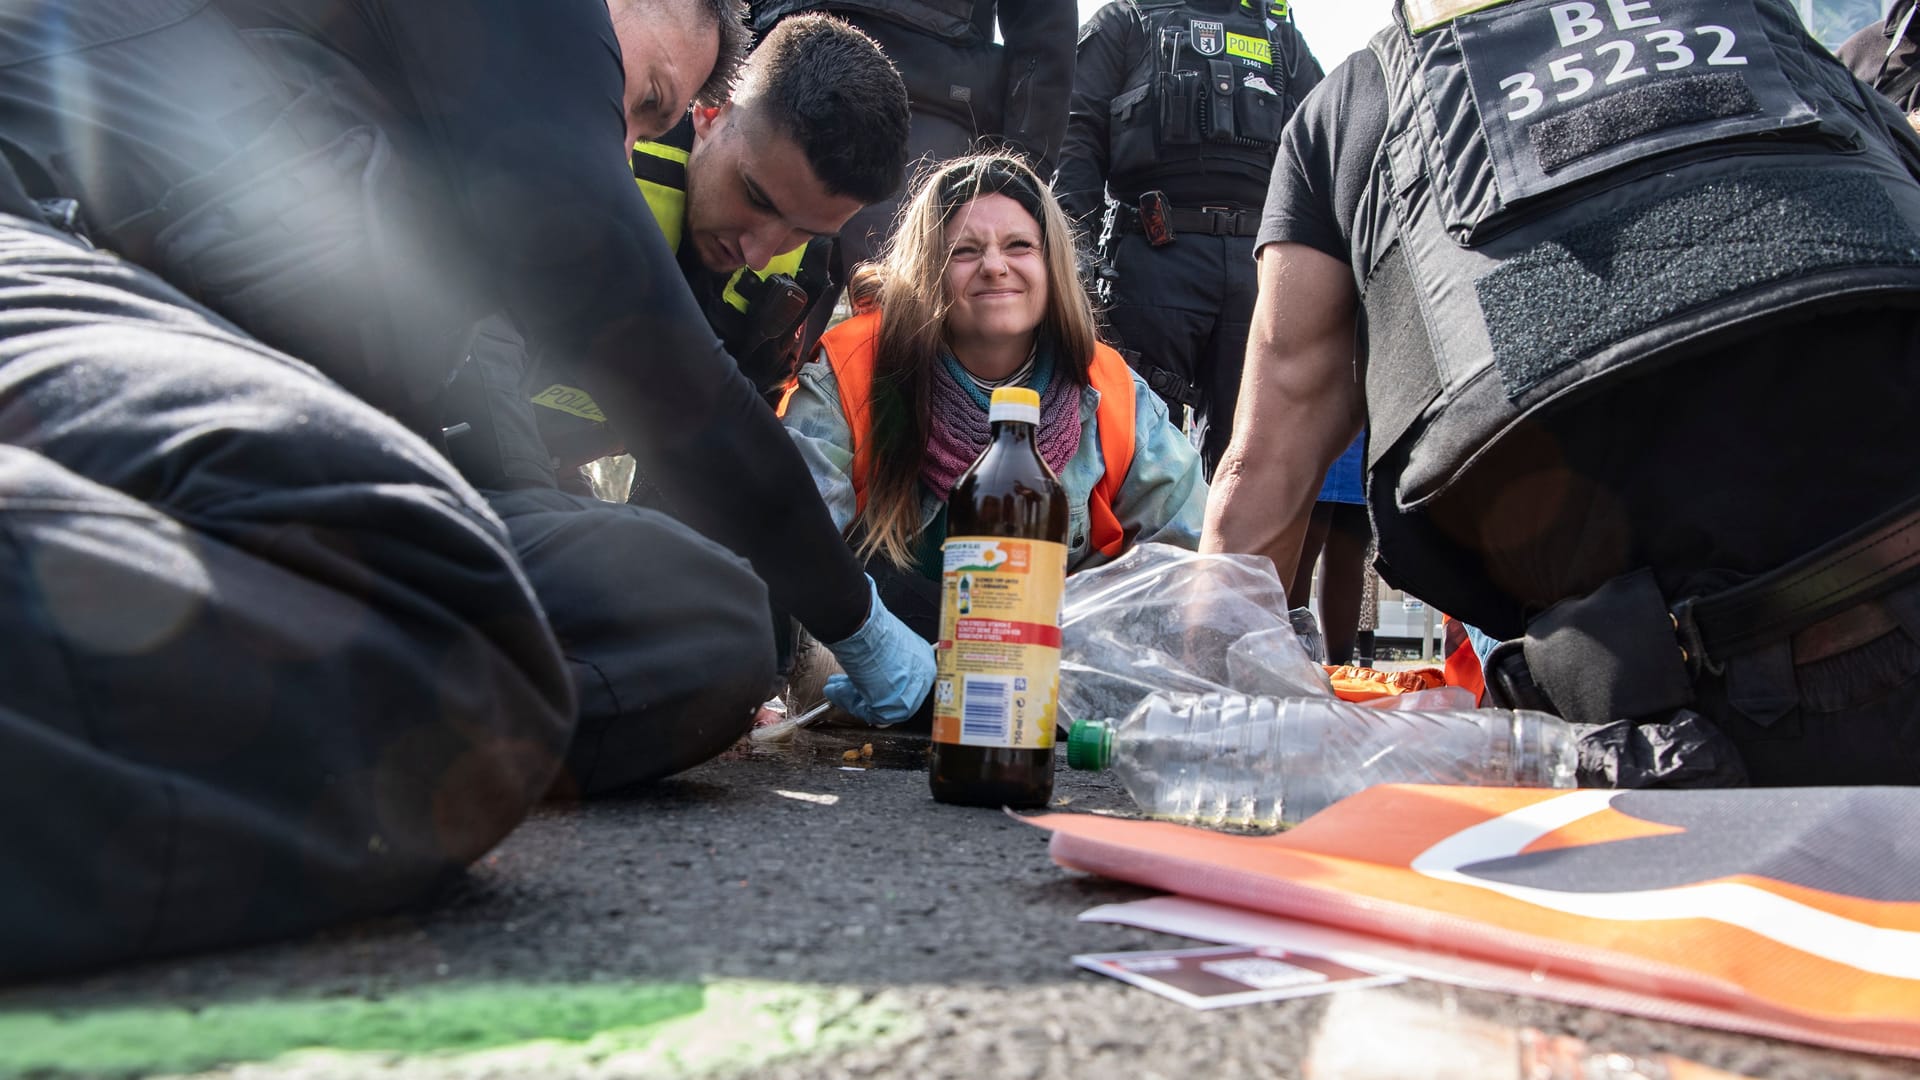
[[752, 0, 989, 45], [1354, 0, 1920, 625], [1105, 0, 1298, 199]]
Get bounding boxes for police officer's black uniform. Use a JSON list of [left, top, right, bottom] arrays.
[[752, 0, 1078, 341], [1055, 0, 1320, 473], [431, 115, 840, 683], [0, 159, 571, 980], [0, 1, 884, 799], [1263, 0, 1920, 785]]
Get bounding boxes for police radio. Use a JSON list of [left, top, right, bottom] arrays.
[[715, 270, 815, 394], [732, 271, 810, 347], [1157, 27, 1201, 145], [751, 275, 810, 344], [1204, 60, 1239, 144]]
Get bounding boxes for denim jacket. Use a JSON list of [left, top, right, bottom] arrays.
[[782, 355, 1207, 571]]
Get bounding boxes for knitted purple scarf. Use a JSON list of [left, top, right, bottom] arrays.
[[920, 344, 1084, 501]]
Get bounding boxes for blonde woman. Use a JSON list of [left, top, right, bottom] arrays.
[[782, 153, 1205, 654]]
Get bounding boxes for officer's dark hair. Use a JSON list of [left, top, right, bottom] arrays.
[[733, 15, 909, 204], [691, 0, 751, 107], [849, 153, 1100, 569]]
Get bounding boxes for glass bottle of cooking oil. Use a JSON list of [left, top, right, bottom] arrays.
[[929, 387, 1069, 808]]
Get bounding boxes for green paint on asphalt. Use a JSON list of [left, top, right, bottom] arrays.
[[0, 980, 914, 1080], [0, 981, 700, 1078]]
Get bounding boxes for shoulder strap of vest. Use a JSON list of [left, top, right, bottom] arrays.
[[813, 311, 884, 515], [1086, 342, 1138, 559]]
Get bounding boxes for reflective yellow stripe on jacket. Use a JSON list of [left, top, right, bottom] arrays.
[[631, 137, 809, 315], [531, 136, 819, 418]]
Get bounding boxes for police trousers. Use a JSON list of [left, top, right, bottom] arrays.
[[1483, 547, 1920, 788], [1704, 579, 1920, 785], [0, 214, 572, 980], [1102, 231, 1258, 475], [439, 322, 779, 795], [1390, 306, 1920, 787]]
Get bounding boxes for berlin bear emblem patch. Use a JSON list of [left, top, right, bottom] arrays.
[[1190, 19, 1224, 55]]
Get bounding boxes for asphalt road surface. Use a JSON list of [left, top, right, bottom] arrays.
[[4, 725, 1917, 1080]]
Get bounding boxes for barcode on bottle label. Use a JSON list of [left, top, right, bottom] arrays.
[[961, 674, 1013, 742]]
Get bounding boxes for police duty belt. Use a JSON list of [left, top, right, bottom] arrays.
[[1116, 202, 1261, 239]]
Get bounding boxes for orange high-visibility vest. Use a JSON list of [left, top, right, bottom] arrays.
[[1441, 614, 1487, 705], [802, 311, 1137, 558]]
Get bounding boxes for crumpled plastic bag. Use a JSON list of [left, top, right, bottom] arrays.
[[1572, 710, 1751, 788], [1060, 546, 1583, 818], [1061, 544, 1331, 727]]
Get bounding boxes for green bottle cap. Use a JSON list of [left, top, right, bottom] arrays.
[[1066, 718, 1114, 771]]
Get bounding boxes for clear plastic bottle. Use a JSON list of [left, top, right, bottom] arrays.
[[1066, 691, 1577, 828]]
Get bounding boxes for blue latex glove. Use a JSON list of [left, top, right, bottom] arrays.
[[822, 575, 935, 726]]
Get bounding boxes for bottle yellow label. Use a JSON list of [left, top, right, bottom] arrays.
[[932, 537, 1066, 750]]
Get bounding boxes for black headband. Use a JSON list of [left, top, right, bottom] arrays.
[[936, 158, 1049, 238]]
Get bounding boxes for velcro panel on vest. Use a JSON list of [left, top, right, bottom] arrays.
[[1476, 168, 1920, 400], [1530, 74, 1759, 175], [1522, 568, 1694, 727], [1360, 244, 1441, 472]]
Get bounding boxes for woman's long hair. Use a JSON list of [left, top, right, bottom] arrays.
[[851, 152, 1100, 569]]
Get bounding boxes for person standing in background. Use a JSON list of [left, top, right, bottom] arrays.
[[1286, 435, 1368, 664], [1055, 0, 1320, 475]]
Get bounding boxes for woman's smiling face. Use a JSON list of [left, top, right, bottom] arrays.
[[942, 193, 1048, 361]]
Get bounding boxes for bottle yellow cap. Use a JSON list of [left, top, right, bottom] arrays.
[[988, 386, 1042, 425]]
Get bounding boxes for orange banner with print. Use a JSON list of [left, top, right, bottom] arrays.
[[1032, 787, 1920, 1058]]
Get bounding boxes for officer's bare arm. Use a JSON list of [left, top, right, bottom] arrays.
[[1201, 241, 1363, 582]]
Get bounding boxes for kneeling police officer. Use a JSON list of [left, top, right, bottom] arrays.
[[1207, 0, 1920, 786], [444, 15, 906, 488], [0, 0, 930, 803]]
